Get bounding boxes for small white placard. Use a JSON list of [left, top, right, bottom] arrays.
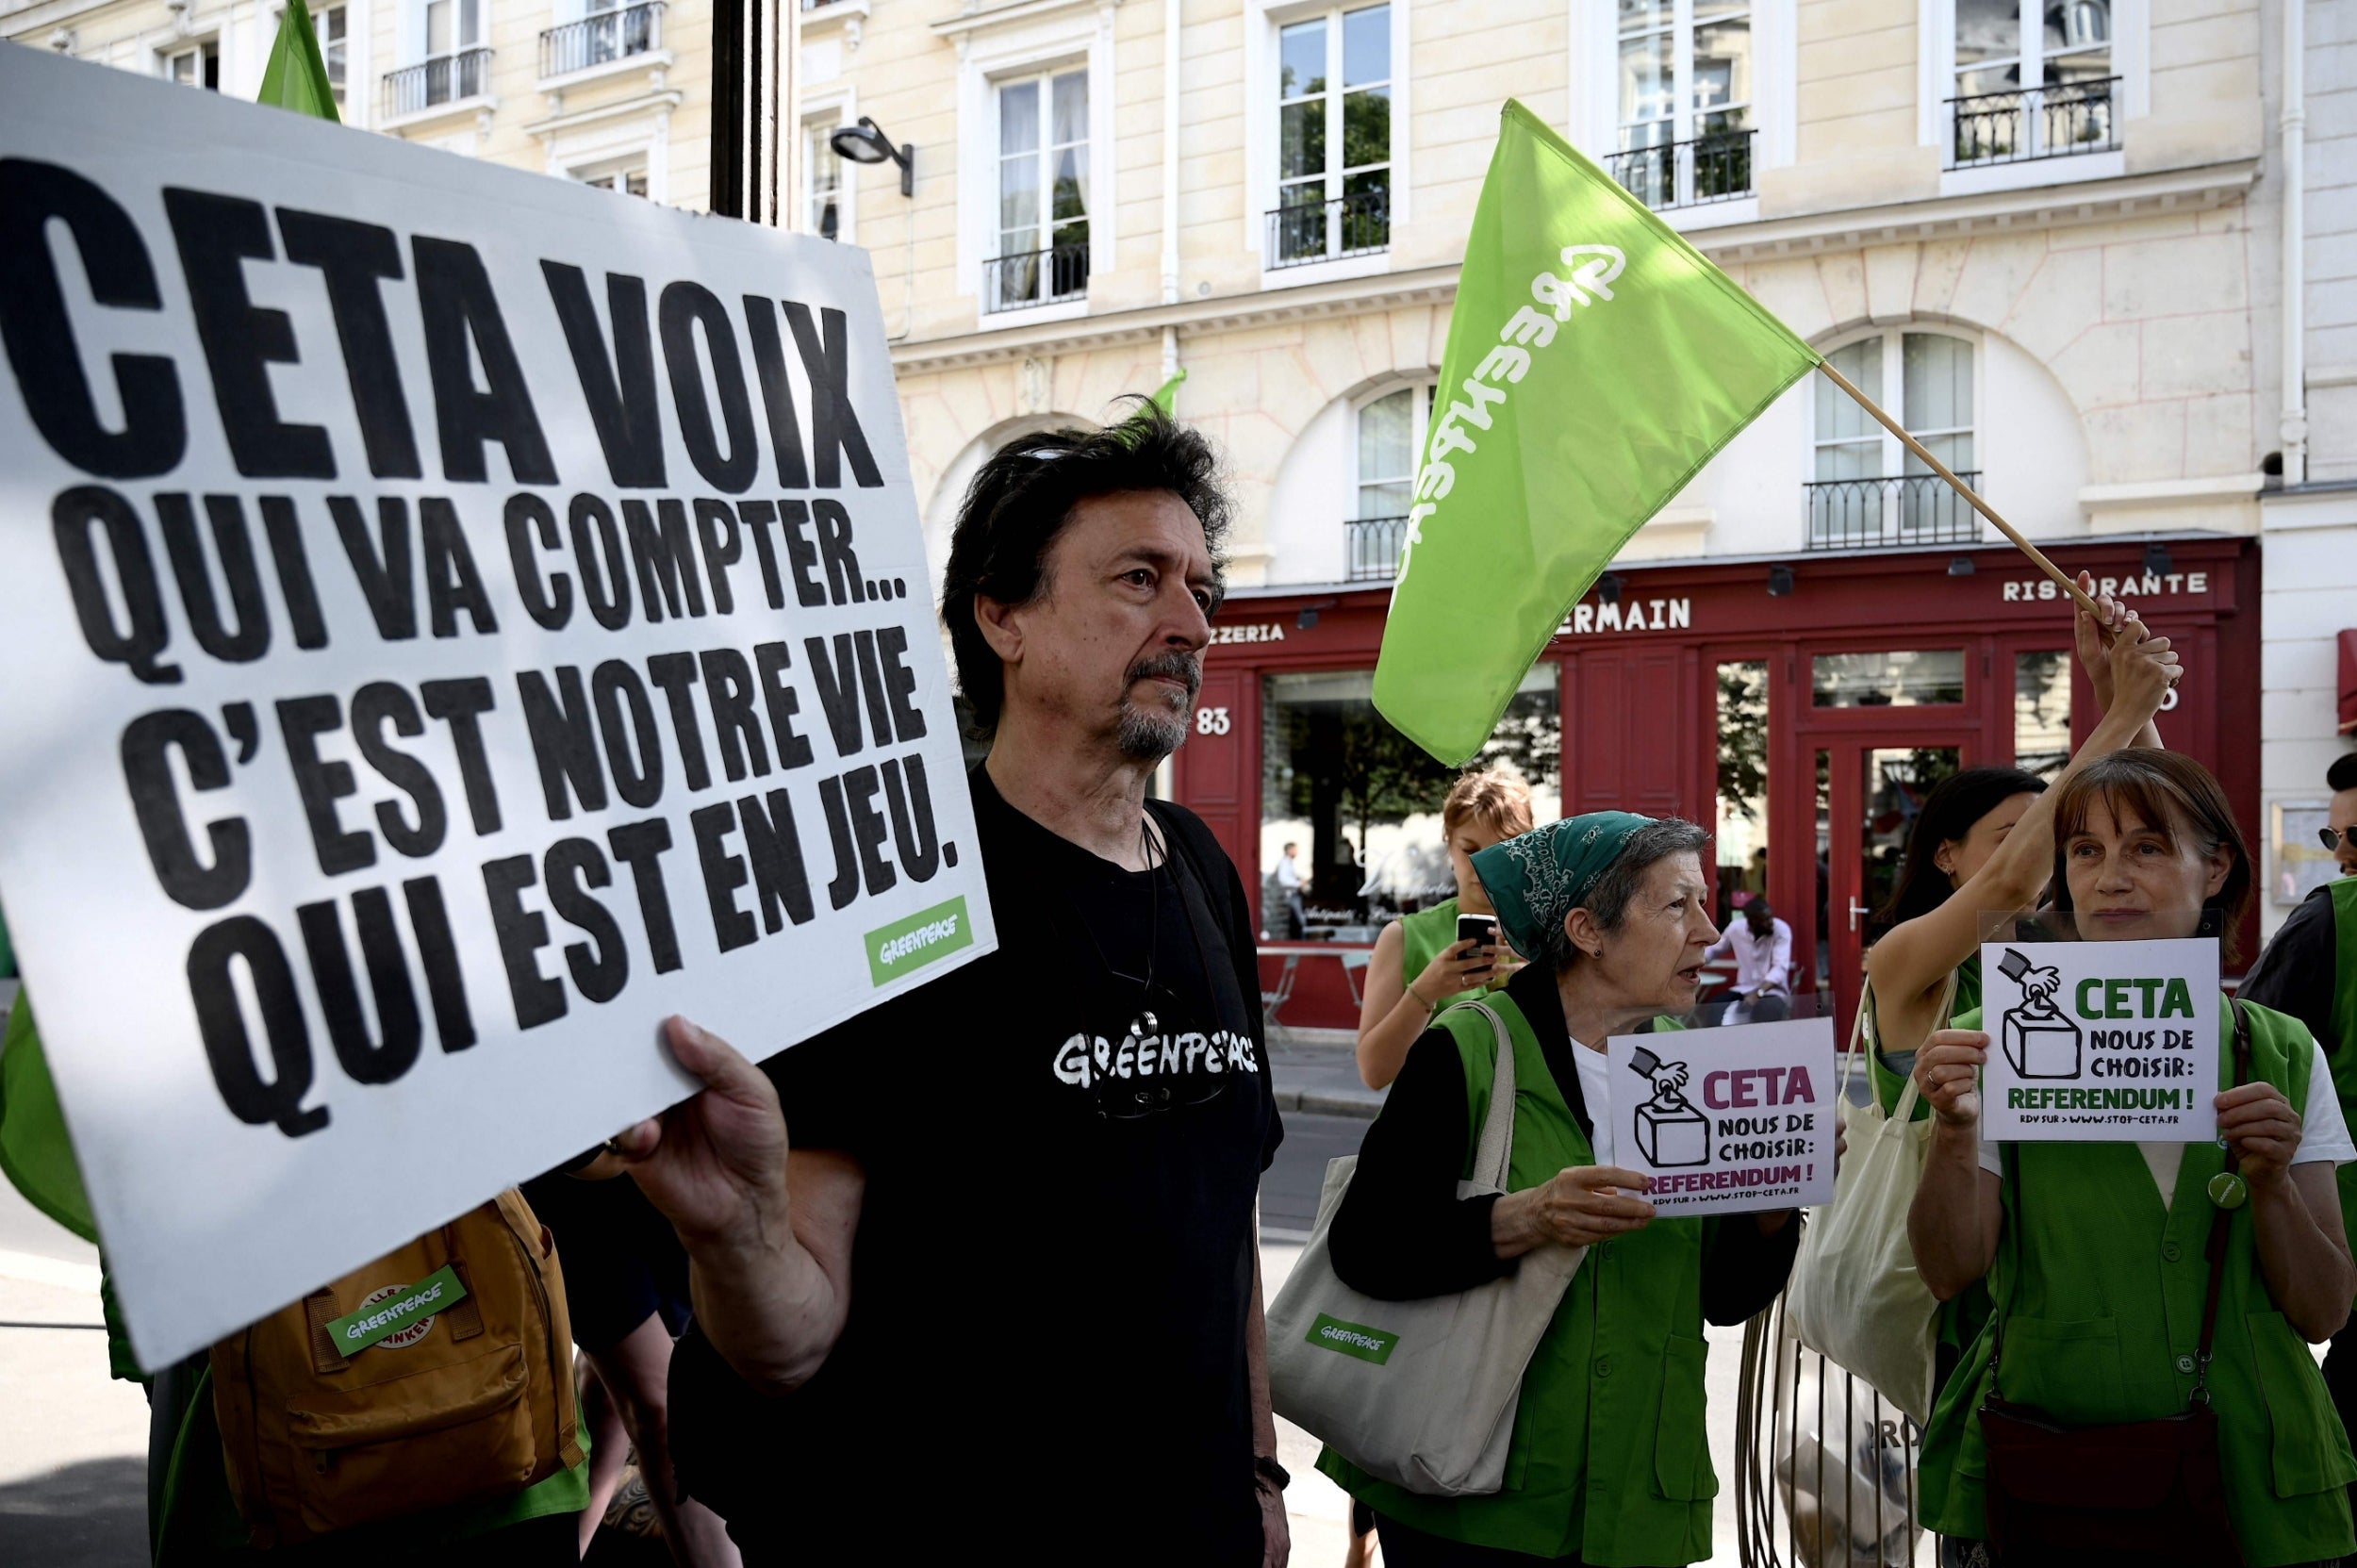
[[1605, 1017, 1838, 1216], [1977, 938, 2219, 1143]]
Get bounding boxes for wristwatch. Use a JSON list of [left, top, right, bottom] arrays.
[[1254, 1454, 1292, 1492]]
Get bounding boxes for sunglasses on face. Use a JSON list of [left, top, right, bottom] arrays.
[[2325, 828, 2351, 852]]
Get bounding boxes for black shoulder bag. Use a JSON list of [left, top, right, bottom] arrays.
[[1975, 999, 2254, 1566]]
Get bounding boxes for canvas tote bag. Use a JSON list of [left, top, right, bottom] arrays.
[[1267, 1000, 1587, 1496], [1783, 971, 1956, 1426]]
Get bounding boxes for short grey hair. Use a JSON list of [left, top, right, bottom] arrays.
[[1533, 818, 1710, 971]]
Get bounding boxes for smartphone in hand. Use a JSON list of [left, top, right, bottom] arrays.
[[1457, 913, 1498, 979]]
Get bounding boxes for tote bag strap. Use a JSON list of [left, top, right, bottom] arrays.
[[1854, 967, 1955, 1122], [1453, 1000, 1518, 1191]]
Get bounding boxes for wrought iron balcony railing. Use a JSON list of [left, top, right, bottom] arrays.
[[381, 47, 491, 117], [1345, 515, 1409, 582], [982, 239, 1089, 314], [1267, 188, 1389, 270], [1949, 76, 2119, 167], [1605, 129, 1756, 210], [540, 2, 663, 78], [1805, 471, 1984, 551]]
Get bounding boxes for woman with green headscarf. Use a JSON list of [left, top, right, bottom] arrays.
[[1320, 812, 1805, 1565]]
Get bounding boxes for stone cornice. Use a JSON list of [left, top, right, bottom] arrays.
[[928, 0, 1113, 42], [886, 158, 2261, 374], [1694, 157, 2261, 262], [889, 265, 1460, 372]]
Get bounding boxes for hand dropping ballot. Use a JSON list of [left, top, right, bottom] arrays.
[[1606, 1019, 1837, 1216], [1979, 939, 2219, 1142]]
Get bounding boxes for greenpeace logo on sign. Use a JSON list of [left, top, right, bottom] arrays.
[[1308, 1312, 1399, 1365], [865, 898, 974, 985], [1396, 243, 1627, 586]]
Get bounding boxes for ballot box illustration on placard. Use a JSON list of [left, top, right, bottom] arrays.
[[1626, 1047, 1710, 1167], [1995, 948, 2084, 1079]]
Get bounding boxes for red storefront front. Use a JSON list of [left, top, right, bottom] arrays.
[[1173, 536, 2263, 1036]]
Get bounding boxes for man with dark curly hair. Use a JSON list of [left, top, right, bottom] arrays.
[[619, 404, 1290, 1566]]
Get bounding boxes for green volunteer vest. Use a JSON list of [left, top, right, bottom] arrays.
[[1397, 898, 1487, 1012], [1319, 996, 1721, 1565], [1919, 999, 2357, 1566]]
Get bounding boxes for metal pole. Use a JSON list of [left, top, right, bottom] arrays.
[[710, 0, 744, 215], [1815, 359, 2103, 619]]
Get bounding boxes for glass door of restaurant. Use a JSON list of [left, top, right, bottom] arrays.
[[1797, 645, 1986, 1040], [1814, 734, 1975, 1041]]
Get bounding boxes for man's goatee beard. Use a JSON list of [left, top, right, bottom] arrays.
[[1116, 705, 1188, 762]]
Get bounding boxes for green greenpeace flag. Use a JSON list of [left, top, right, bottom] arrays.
[[257, 0, 342, 123], [1373, 100, 1820, 765]]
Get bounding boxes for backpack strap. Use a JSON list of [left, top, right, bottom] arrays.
[[436, 1218, 487, 1343], [305, 1289, 349, 1375]]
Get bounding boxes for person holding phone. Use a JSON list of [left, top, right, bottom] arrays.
[[1908, 750, 2357, 1566], [1356, 770, 1536, 1090], [1324, 812, 1803, 1564]]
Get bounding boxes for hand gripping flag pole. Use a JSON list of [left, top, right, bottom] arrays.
[[1814, 357, 2104, 621]]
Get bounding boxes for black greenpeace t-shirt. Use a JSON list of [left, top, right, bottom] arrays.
[[670, 768, 1282, 1564]]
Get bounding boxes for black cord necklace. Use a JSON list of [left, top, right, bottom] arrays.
[[1070, 814, 1163, 1038]]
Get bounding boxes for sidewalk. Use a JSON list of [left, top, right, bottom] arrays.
[[1268, 1037, 1385, 1120], [0, 1186, 147, 1568]]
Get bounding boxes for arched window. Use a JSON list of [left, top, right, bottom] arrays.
[[1809, 329, 1977, 548], [1349, 384, 1431, 580]]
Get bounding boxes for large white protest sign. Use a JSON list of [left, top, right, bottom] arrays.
[[0, 48, 995, 1369], [1604, 1018, 1837, 1217], [1977, 939, 2218, 1142]]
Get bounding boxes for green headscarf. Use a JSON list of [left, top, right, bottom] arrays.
[[1471, 811, 1656, 964]]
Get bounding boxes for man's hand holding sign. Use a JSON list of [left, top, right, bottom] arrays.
[[0, 45, 992, 1370]]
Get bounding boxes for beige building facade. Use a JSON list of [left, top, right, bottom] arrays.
[[782, 0, 2349, 945], [3, 0, 713, 205]]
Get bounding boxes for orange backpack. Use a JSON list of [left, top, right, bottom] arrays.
[[208, 1188, 584, 1547]]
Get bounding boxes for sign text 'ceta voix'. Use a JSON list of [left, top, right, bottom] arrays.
[[0, 47, 992, 1369]]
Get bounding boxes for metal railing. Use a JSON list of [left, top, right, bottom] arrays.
[[381, 46, 491, 117], [1345, 515, 1409, 582], [1805, 471, 1983, 551], [982, 239, 1089, 314], [1948, 76, 2119, 167], [540, 1, 663, 77], [1735, 1287, 1931, 1566], [1267, 188, 1389, 270], [1606, 129, 1756, 209]]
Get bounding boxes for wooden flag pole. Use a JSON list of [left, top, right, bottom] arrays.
[[1816, 359, 2103, 620]]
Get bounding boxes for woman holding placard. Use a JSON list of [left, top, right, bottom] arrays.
[[1838, 578, 2173, 1416], [1908, 750, 2357, 1566], [1318, 812, 1802, 1565]]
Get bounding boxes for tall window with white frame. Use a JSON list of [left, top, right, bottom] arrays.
[[986, 69, 1089, 313], [1610, 0, 1753, 210], [164, 40, 221, 89], [808, 123, 844, 239], [579, 165, 651, 197], [1950, 0, 2116, 166], [1271, 3, 1389, 269], [1808, 331, 1977, 550], [1349, 385, 1429, 581], [387, 0, 486, 116], [315, 4, 348, 109]]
